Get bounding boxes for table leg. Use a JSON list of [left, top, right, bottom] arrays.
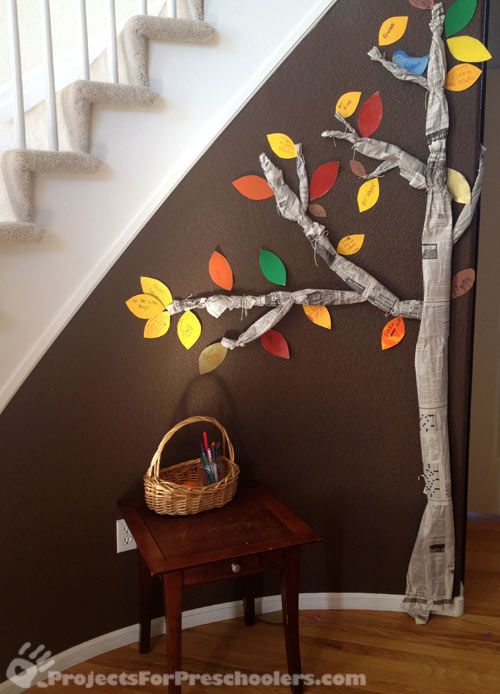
[[138, 553, 153, 654], [243, 575, 257, 626], [281, 547, 303, 694], [162, 571, 183, 694]]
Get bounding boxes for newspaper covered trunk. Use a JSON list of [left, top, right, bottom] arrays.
[[401, 4, 455, 624]]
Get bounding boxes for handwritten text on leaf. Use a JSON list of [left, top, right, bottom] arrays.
[[266, 133, 297, 159], [337, 234, 365, 256], [381, 317, 405, 350], [335, 91, 362, 118], [358, 178, 380, 212], [379, 16, 408, 46], [177, 311, 201, 350], [199, 343, 228, 374]]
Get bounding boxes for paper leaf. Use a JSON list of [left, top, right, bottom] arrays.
[[445, 0, 477, 38], [144, 311, 170, 339], [309, 162, 340, 201], [337, 234, 365, 256], [379, 16, 409, 46], [199, 342, 228, 375], [303, 305, 331, 330], [381, 317, 405, 351], [126, 294, 164, 319], [447, 168, 472, 204], [266, 133, 297, 159], [209, 251, 233, 291], [409, 0, 434, 8], [259, 248, 286, 286], [260, 329, 290, 359], [358, 178, 380, 212], [140, 276, 173, 308], [350, 160, 367, 177], [232, 175, 274, 200], [308, 203, 327, 218], [358, 92, 384, 138], [177, 310, 201, 350], [451, 268, 476, 298], [447, 36, 492, 63], [445, 63, 482, 91], [335, 91, 362, 118], [393, 50, 429, 76]]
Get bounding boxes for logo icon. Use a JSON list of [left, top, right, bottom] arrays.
[[6, 642, 55, 689]]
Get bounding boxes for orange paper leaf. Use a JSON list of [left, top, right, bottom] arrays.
[[209, 251, 233, 291], [445, 63, 482, 91], [303, 305, 331, 330], [381, 317, 405, 350], [232, 175, 274, 201]]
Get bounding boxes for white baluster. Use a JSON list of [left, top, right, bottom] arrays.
[[138, 0, 148, 14], [7, 0, 26, 149], [107, 0, 118, 84], [166, 0, 177, 19], [79, 0, 90, 81], [40, 0, 58, 151]]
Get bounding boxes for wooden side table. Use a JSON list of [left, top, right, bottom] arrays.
[[118, 481, 321, 693]]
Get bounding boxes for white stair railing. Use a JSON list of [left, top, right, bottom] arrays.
[[4, 0, 179, 152], [6, 0, 26, 149]]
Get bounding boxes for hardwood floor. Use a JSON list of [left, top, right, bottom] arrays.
[[29, 516, 500, 693]]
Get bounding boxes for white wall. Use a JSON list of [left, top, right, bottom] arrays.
[[0, 0, 336, 412]]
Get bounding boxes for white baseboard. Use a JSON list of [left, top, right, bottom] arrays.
[[0, 589, 464, 692]]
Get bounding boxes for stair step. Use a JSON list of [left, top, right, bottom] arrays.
[[124, 16, 215, 87], [1, 150, 101, 222], [62, 81, 158, 153], [0, 221, 45, 242]]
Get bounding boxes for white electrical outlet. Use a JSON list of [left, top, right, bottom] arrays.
[[116, 519, 137, 553]]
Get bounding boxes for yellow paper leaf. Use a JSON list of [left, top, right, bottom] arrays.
[[379, 16, 409, 46], [358, 178, 380, 212], [126, 294, 164, 319], [140, 276, 173, 308], [199, 343, 228, 375], [445, 63, 482, 91], [266, 133, 297, 159], [177, 310, 201, 350], [303, 305, 331, 330], [447, 168, 471, 204], [335, 91, 362, 118], [337, 234, 365, 256], [447, 36, 492, 63], [144, 311, 170, 339]]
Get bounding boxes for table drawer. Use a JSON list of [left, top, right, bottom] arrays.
[[183, 549, 284, 586]]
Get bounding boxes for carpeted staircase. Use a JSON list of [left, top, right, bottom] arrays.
[[0, 0, 214, 243]]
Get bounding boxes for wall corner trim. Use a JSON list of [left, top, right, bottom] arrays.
[[0, 590, 465, 692]]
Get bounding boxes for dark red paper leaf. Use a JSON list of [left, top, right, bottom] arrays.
[[260, 329, 290, 359], [358, 92, 384, 138], [349, 160, 367, 177], [309, 162, 339, 201], [409, 0, 435, 8]]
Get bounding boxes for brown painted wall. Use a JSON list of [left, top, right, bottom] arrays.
[[0, 0, 487, 671]]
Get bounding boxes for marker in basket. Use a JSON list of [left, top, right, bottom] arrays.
[[200, 444, 213, 484], [211, 442, 219, 482], [206, 445, 218, 482]]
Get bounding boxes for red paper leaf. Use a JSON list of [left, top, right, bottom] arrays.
[[451, 268, 475, 298], [209, 250, 233, 291], [309, 162, 339, 201], [350, 160, 367, 177], [358, 92, 384, 138], [308, 203, 327, 218], [260, 329, 290, 359], [409, 0, 435, 8], [232, 175, 274, 200]]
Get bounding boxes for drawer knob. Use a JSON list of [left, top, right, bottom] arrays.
[[231, 562, 241, 574]]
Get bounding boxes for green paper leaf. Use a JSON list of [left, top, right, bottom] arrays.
[[445, 0, 477, 38], [259, 249, 287, 286]]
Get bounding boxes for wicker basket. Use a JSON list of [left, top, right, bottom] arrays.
[[144, 416, 239, 515]]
